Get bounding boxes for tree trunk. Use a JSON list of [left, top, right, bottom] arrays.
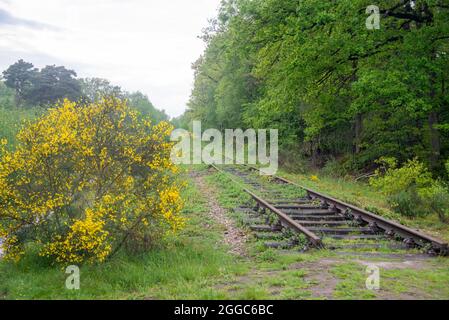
[[428, 49, 441, 171], [351, 59, 362, 154], [311, 139, 322, 167], [354, 113, 363, 154], [15, 92, 22, 108], [428, 111, 441, 170]]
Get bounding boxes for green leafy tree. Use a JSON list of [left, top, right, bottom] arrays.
[[79, 77, 124, 103], [185, 0, 449, 173], [26, 65, 82, 106], [125, 91, 168, 123], [2, 59, 37, 107]]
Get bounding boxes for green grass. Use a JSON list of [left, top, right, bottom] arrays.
[[381, 262, 449, 299], [0, 177, 246, 299], [330, 263, 377, 300], [0, 107, 42, 149], [279, 170, 449, 242], [2, 166, 448, 300], [205, 166, 449, 300], [204, 169, 252, 210]]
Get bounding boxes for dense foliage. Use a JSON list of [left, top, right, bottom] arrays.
[[80, 77, 169, 123], [0, 61, 169, 156], [2, 59, 82, 107], [370, 157, 449, 221], [0, 98, 184, 263], [1, 60, 169, 124], [182, 0, 449, 174]]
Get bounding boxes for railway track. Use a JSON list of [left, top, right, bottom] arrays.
[[210, 164, 448, 256]]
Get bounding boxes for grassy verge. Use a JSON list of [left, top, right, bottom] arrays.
[[1, 166, 448, 300], [205, 166, 449, 300], [0, 174, 246, 299], [0, 107, 42, 149], [278, 170, 449, 242]]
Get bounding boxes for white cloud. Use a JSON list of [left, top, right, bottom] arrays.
[[0, 0, 221, 117]]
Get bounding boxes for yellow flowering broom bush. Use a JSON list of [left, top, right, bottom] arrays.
[[0, 97, 185, 263]]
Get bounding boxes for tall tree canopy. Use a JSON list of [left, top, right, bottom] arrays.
[[2, 60, 82, 107], [80, 77, 124, 102], [183, 0, 449, 174], [126, 91, 169, 123], [1, 59, 37, 107], [80, 78, 168, 123], [2, 62, 168, 123], [26, 65, 82, 106]]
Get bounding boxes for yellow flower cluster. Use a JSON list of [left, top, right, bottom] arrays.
[[0, 98, 185, 263], [41, 208, 111, 264], [158, 186, 186, 233]]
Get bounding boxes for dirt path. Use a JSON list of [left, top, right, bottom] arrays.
[[192, 170, 446, 300], [192, 173, 248, 256], [294, 257, 434, 300]]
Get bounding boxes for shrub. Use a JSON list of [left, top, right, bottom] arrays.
[[369, 158, 433, 195], [419, 182, 449, 223], [321, 157, 349, 178], [279, 147, 307, 174], [370, 157, 449, 222], [387, 187, 428, 218], [0, 98, 185, 263]]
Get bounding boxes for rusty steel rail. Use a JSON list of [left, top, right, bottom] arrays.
[[244, 188, 323, 247], [243, 165, 449, 256], [210, 164, 323, 248]]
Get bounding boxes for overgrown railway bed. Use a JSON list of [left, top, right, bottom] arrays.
[[210, 164, 448, 256]]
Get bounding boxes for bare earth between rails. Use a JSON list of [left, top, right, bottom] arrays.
[[192, 173, 248, 256]]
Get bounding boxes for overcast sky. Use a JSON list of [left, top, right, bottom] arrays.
[[0, 0, 222, 117]]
